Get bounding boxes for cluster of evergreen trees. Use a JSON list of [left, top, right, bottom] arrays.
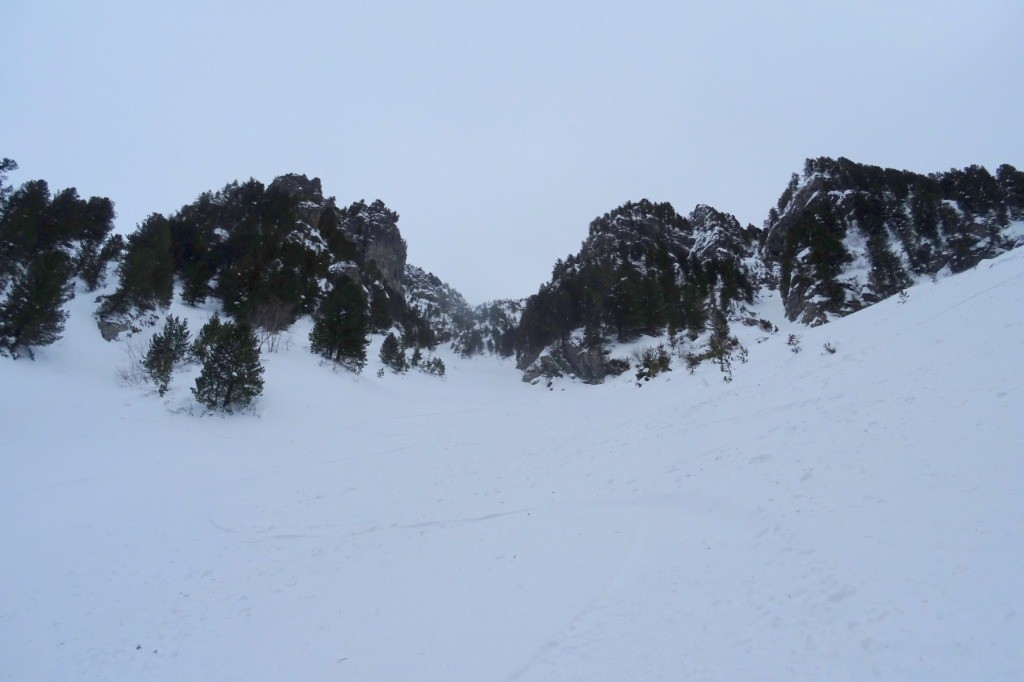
[[98, 176, 434, 353], [0, 161, 452, 409], [451, 300, 520, 358], [766, 157, 1024, 321], [0, 159, 121, 358], [378, 330, 446, 376], [140, 313, 265, 411], [6, 154, 1023, 392], [516, 200, 756, 363]]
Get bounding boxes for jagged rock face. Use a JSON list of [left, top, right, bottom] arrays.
[[683, 204, 759, 263], [519, 338, 629, 385], [336, 200, 407, 295], [268, 173, 324, 203], [240, 175, 408, 297], [761, 158, 1024, 325], [269, 174, 325, 228], [404, 264, 474, 342], [160, 175, 421, 338]]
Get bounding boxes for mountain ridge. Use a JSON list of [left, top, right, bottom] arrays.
[[3, 155, 1023, 387]]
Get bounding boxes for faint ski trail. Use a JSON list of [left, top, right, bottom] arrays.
[[504, 529, 644, 682]]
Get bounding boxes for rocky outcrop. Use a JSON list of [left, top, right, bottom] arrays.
[[269, 173, 325, 227], [514, 199, 760, 380], [687, 204, 761, 263], [519, 339, 630, 385], [335, 200, 407, 295], [760, 158, 1024, 325], [265, 176, 408, 295], [404, 264, 474, 342], [97, 318, 130, 342], [94, 307, 160, 342], [269, 173, 323, 203]]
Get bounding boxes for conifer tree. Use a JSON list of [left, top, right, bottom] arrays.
[[190, 312, 223, 363], [0, 161, 117, 358], [111, 213, 174, 311], [0, 249, 73, 359], [0, 158, 16, 206], [78, 233, 123, 292], [422, 356, 446, 376], [309, 277, 369, 371], [379, 331, 408, 373], [143, 315, 191, 395], [192, 320, 264, 411]]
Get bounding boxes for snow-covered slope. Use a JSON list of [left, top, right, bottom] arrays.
[[1, 248, 1022, 680]]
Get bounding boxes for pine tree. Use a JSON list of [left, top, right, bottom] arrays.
[[78, 233, 124, 292], [368, 285, 392, 332], [379, 331, 408, 373], [309, 277, 369, 371], [0, 158, 16, 206], [0, 162, 116, 358], [422, 356, 446, 376], [0, 179, 54, 274], [190, 312, 223, 363], [112, 213, 174, 311], [143, 315, 191, 395], [0, 250, 73, 359], [191, 320, 264, 411]]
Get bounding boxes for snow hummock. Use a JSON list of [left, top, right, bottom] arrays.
[[1, 248, 1023, 681]]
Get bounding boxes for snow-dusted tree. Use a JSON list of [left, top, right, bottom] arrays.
[[379, 331, 407, 373], [143, 315, 191, 395], [0, 161, 115, 359], [309, 277, 368, 371], [190, 312, 223, 363], [192, 319, 264, 411], [422, 356, 446, 377], [0, 249, 73, 359]]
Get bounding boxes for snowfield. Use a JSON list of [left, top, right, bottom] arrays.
[[2, 248, 1023, 681]]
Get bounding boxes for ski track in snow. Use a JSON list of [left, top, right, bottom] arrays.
[[1, 248, 1022, 680]]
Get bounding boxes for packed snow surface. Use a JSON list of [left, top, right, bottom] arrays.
[[2, 249, 1023, 681]]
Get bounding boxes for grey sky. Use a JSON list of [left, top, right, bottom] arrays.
[[3, 1, 1022, 303]]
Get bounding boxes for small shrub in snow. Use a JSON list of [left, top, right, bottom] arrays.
[[898, 290, 909, 304], [787, 334, 802, 353], [633, 345, 671, 381], [823, 342, 837, 355], [115, 338, 148, 387], [252, 298, 294, 353], [421, 357, 446, 377], [736, 345, 749, 364], [684, 352, 701, 374]]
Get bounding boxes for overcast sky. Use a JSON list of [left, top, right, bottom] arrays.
[[3, 1, 1022, 303]]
